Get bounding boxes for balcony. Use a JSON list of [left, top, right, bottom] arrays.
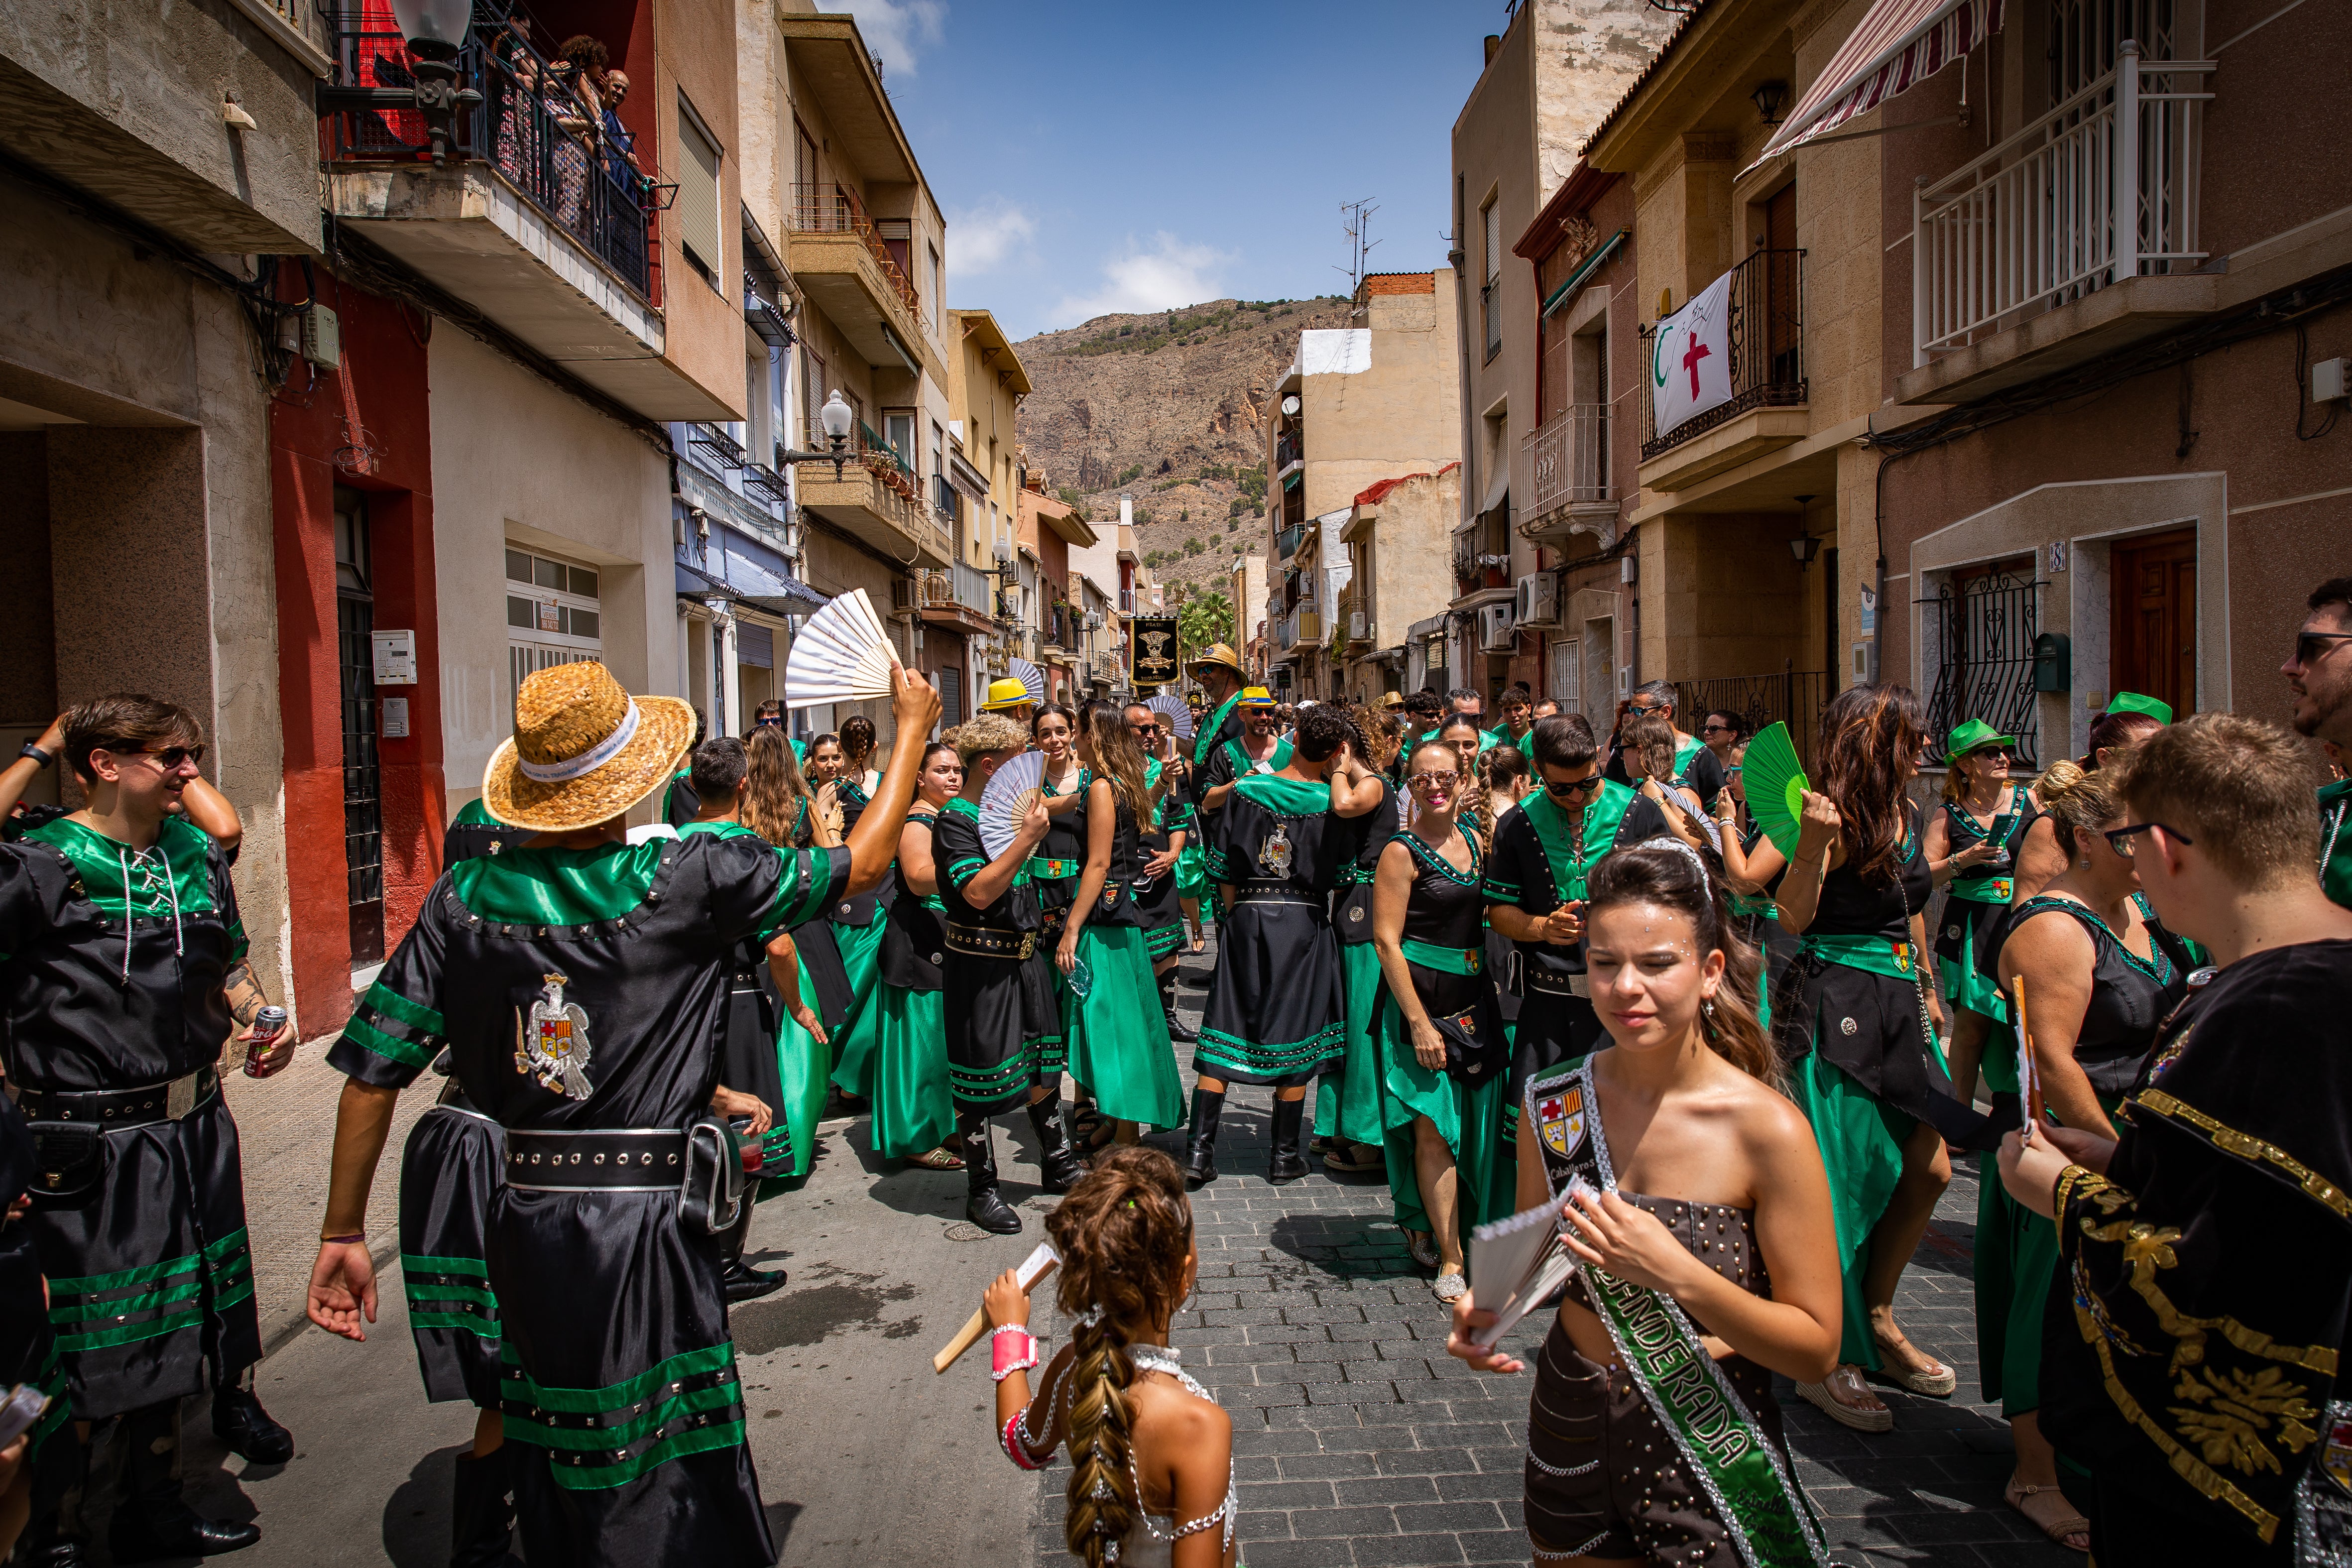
[[1288, 607, 1325, 649], [1090, 652, 1122, 686], [1275, 521, 1305, 561], [798, 455, 953, 569], [917, 561, 996, 636], [1637, 249, 1808, 493], [1274, 432, 1303, 474], [1898, 46, 2217, 406], [1521, 404, 1616, 544], [786, 182, 940, 380], [321, 24, 733, 422]]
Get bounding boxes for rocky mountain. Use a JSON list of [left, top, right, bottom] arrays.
[[1014, 296, 1356, 598]]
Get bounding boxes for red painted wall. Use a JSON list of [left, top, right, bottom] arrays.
[[268, 264, 442, 1037]]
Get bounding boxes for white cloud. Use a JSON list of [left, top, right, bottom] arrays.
[[946, 200, 1036, 279], [839, 0, 945, 80], [1047, 234, 1233, 329]]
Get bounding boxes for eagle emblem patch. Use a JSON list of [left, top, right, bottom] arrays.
[[516, 971, 594, 1100], [1537, 1085, 1585, 1159]]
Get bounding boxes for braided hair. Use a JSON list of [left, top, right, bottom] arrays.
[[1045, 1146, 1195, 1568]]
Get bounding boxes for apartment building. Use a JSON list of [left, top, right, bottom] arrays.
[[926, 310, 1033, 717], [1229, 553, 1271, 685], [1446, 0, 1677, 711], [1339, 465, 1462, 704], [1263, 271, 1464, 700], [1016, 471, 1099, 709]]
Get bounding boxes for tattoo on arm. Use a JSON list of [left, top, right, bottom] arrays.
[[223, 960, 269, 1028]]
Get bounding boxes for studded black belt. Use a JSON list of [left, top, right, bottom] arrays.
[[944, 923, 1036, 960], [1226, 888, 1324, 909], [504, 1128, 687, 1191], [14, 1068, 219, 1129], [1525, 969, 1591, 998]]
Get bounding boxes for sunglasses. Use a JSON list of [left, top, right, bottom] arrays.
[[130, 744, 207, 768], [1543, 775, 1603, 799], [1409, 770, 1461, 789], [1701, 723, 1733, 734], [1965, 745, 2010, 761], [2295, 631, 2352, 667], [757, 717, 783, 727], [2104, 821, 2194, 857]]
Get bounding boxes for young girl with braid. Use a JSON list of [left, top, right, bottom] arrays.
[[983, 1147, 1237, 1567]]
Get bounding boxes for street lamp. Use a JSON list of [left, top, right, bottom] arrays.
[[318, 0, 480, 165], [776, 389, 859, 479]]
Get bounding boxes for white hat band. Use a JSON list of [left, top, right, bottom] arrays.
[[517, 698, 642, 782]]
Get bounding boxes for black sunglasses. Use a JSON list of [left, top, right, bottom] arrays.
[[2295, 631, 2352, 667], [131, 744, 207, 768], [757, 717, 784, 727], [1543, 774, 1603, 799], [1701, 722, 1734, 733], [2104, 821, 2194, 857]]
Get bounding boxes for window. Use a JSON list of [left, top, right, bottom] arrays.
[[506, 545, 605, 718], [676, 96, 723, 289], [802, 345, 826, 447], [1481, 196, 1502, 363], [885, 411, 916, 468], [1549, 638, 1580, 709], [928, 244, 942, 334]]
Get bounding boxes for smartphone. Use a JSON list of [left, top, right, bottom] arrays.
[[0, 1383, 49, 1448]]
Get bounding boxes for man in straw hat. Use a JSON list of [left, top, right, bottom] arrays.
[[977, 677, 1035, 727], [1186, 642, 1250, 771], [306, 660, 939, 1567]]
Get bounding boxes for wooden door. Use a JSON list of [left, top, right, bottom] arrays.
[[2111, 529, 2197, 719], [1764, 183, 1798, 384]]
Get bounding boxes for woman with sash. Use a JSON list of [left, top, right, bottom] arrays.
[[1922, 720, 2037, 1102], [856, 742, 964, 1171], [1748, 685, 1979, 1431], [1112, 703, 1198, 1051], [1449, 841, 1841, 1567], [1186, 706, 1379, 1188], [1974, 760, 2187, 1552], [1714, 742, 1788, 1029], [1056, 705, 1182, 1146], [823, 716, 892, 1094], [1373, 737, 1508, 1300], [743, 728, 848, 1180], [1023, 706, 1088, 1077], [1320, 704, 1401, 1179]]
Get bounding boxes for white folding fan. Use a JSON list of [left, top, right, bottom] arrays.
[[783, 589, 897, 710], [977, 750, 1046, 860], [1146, 692, 1195, 740], [1008, 656, 1048, 707]]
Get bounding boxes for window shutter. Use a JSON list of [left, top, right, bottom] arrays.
[[677, 100, 722, 281]]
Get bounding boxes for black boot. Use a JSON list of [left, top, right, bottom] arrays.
[[1160, 971, 1199, 1043], [1182, 1086, 1223, 1190], [1268, 1095, 1309, 1184], [19, 1506, 89, 1567], [1026, 1094, 1086, 1194], [450, 1447, 523, 1568], [109, 1401, 260, 1561], [211, 1381, 293, 1465], [716, 1204, 787, 1303], [962, 1113, 1022, 1234]]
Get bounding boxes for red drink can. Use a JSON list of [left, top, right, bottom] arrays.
[[243, 1006, 290, 1078]]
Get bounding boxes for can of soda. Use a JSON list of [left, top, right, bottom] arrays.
[[243, 1006, 290, 1078]]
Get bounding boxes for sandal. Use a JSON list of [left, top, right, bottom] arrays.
[[1431, 1269, 1469, 1304], [1868, 1327, 1958, 1398], [2005, 1476, 2090, 1553], [1189, 928, 1207, 954], [905, 1145, 964, 1171], [1322, 1143, 1384, 1174], [1078, 1116, 1120, 1153], [1403, 1230, 1440, 1270], [1795, 1365, 1894, 1432]]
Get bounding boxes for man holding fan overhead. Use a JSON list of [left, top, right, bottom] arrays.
[[306, 657, 940, 1567]]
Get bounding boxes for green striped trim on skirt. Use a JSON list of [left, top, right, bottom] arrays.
[[404, 1251, 501, 1340], [47, 1225, 250, 1352], [1195, 1022, 1343, 1078], [949, 1043, 1043, 1104], [499, 1340, 746, 1490], [1145, 923, 1185, 961]]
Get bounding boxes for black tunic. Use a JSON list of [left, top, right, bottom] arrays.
[[0, 1088, 73, 1512], [0, 814, 260, 1419], [1388, 832, 1494, 1021], [1335, 780, 1402, 948], [827, 773, 895, 927], [779, 799, 854, 1035], [1198, 773, 1348, 1086], [1133, 760, 1194, 960], [1029, 763, 1090, 931], [1999, 894, 2190, 1096], [935, 799, 1057, 1114], [329, 830, 846, 1568]]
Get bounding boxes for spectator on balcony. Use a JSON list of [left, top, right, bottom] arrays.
[[484, 20, 545, 187], [546, 35, 607, 231], [595, 68, 646, 194]]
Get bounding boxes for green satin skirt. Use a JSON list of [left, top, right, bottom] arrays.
[[1315, 942, 1392, 1147], [773, 961, 829, 1181], [827, 918, 890, 1099], [1064, 925, 1183, 1131], [1175, 842, 1210, 914], [863, 983, 958, 1161], [1376, 997, 1509, 1235], [1790, 1047, 1914, 1369]]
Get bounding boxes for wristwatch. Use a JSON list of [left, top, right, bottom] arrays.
[[18, 742, 51, 766]]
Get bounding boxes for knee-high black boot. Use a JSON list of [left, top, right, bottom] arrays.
[[1160, 969, 1198, 1043], [1026, 1094, 1086, 1193], [1268, 1095, 1309, 1184], [961, 1112, 1021, 1233], [1182, 1086, 1224, 1190], [716, 1201, 786, 1303], [109, 1401, 260, 1562], [450, 1446, 522, 1568]]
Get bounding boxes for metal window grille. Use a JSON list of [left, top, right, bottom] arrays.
[[1919, 572, 2041, 764]]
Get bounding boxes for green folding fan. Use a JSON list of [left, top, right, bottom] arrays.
[[1743, 721, 1810, 859]]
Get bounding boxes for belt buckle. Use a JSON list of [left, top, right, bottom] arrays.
[[166, 1073, 197, 1120], [1018, 933, 1037, 960], [1568, 973, 1589, 998]]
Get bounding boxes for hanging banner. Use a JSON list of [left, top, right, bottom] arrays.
[[1130, 617, 1181, 687], [1651, 269, 1735, 440]]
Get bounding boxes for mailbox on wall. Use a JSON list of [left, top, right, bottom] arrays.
[[2032, 632, 2071, 694]]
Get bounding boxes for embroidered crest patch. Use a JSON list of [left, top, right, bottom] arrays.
[[1537, 1085, 1586, 1159], [2325, 1418, 2352, 1496], [515, 972, 594, 1100]]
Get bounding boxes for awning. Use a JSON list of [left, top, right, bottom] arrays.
[[1747, 0, 2002, 170], [1478, 466, 1510, 519], [674, 557, 830, 615], [1541, 229, 1628, 319]]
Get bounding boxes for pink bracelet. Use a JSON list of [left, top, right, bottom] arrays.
[[1001, 1408, 1048, 1470], [990, 1325, 1037, 1382]]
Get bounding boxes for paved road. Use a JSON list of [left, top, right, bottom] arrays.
[[74, 934, 2069, 1566]]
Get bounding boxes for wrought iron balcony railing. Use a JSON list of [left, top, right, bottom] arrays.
[[1639, 248, 1805, 461], [786, 182, 922, 319], [1524, 403, 1611, 516]]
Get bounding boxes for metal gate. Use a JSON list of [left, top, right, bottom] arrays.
[[334, 489, 384, 967], [1920, 569, 2042, 764]]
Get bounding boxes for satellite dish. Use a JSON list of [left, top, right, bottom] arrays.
[[1281, 395, 1300, 416]]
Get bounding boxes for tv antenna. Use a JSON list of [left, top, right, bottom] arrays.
[[1336, 198, 1381, 311]]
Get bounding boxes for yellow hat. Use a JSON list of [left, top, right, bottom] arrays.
[[1378, 692, 1405, 709], [1237, 686, 1276, 708], [978, 677, 1033, 712], [1186, 642, 1245, 679], [482, 662, 696, 832]]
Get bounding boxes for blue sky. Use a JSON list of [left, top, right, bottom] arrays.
[[841, 0, 1500, 341]]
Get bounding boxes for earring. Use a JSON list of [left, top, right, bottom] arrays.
[[2080, 857, 2092, 868]]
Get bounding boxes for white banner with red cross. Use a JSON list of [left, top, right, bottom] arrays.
[[1650, 270, 1735, 441]]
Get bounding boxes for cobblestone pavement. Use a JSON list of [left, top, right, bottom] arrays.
[[1026, 939, 2078, 1567]]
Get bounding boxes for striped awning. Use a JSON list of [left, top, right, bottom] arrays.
[[1748, 0, 2003, 169]]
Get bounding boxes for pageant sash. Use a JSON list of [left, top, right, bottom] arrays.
[[1525, 1063, 1835, 1568], [1192, 695, 1241, 766]]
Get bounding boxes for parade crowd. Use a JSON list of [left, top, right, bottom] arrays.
[[1, 578, 2351, 1568]]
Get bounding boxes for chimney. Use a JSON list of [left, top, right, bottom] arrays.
[[1483, 33, 1501, 65], [1120, 494, 1133, 528]]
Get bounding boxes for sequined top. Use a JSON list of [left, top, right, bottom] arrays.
[[1562, 1194, 1769, 1310]]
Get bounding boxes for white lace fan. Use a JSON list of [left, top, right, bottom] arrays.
[[977, 750, 1046, 860], [1146, 692, 1195, 740], [783, 589, 896, 710], [1008, 656, 1047, 707]]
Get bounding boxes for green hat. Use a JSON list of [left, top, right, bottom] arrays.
[[2103, 691, 2174, 725], [1942, 719, 2017, 765]]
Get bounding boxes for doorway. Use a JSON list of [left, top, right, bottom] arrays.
[[334, 487, 385, 968], [2110, 528, 2197, 719]]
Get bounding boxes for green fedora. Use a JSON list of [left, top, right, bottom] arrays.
[[1943, 718, 2018, 765], [2104, 691, 2174, 725]]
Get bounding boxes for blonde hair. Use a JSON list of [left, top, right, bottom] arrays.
[[2032, 759, 2118, 857], [947, 714, 1029, 765], [742, 727, 812, 846]]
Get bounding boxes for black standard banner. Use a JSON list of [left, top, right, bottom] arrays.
[[1130, 617, 1181, 686]]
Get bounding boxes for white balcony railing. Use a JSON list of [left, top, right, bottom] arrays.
[[1525, 404, 1611, 516], [1913, 41, 2213, 363]]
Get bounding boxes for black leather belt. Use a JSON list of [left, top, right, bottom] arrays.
[[1525, 969, 1591, 998], [1226, 889, 1324, 909], [504, 1128, 686, 1191], [14, 1068, 219, 1129], [437, 1079, 494, 1121], [945, 923, 1036, 960]]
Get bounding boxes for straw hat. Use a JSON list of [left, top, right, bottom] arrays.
[[1186, 643, 1245, 679], [481, 662, 696, 832], [978, 677, 1033, 712]]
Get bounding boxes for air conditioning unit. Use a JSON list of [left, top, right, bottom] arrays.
[[1479, 603, 1517, 653], [890, 578, 920, 613], [1515, 571, 1561, 628], [1348, 611, 1367, 642]]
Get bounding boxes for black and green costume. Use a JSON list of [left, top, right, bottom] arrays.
[[445, 795, 525, 863], [2321, 777, 2352, 911], [0, 1087, 77, 1523], [1198, 773, 1348, 1086], [1933, 786, 2037, 1021], [823, 771, 893, 1067], [855, 812, 956, 1160], [331, 829, 848, 1566], [1060, 785, 1181, 1131], [935, 798, 1059, 1111], [1134, 759, 1195, 964], [1321, 778, 1402, 1149]]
